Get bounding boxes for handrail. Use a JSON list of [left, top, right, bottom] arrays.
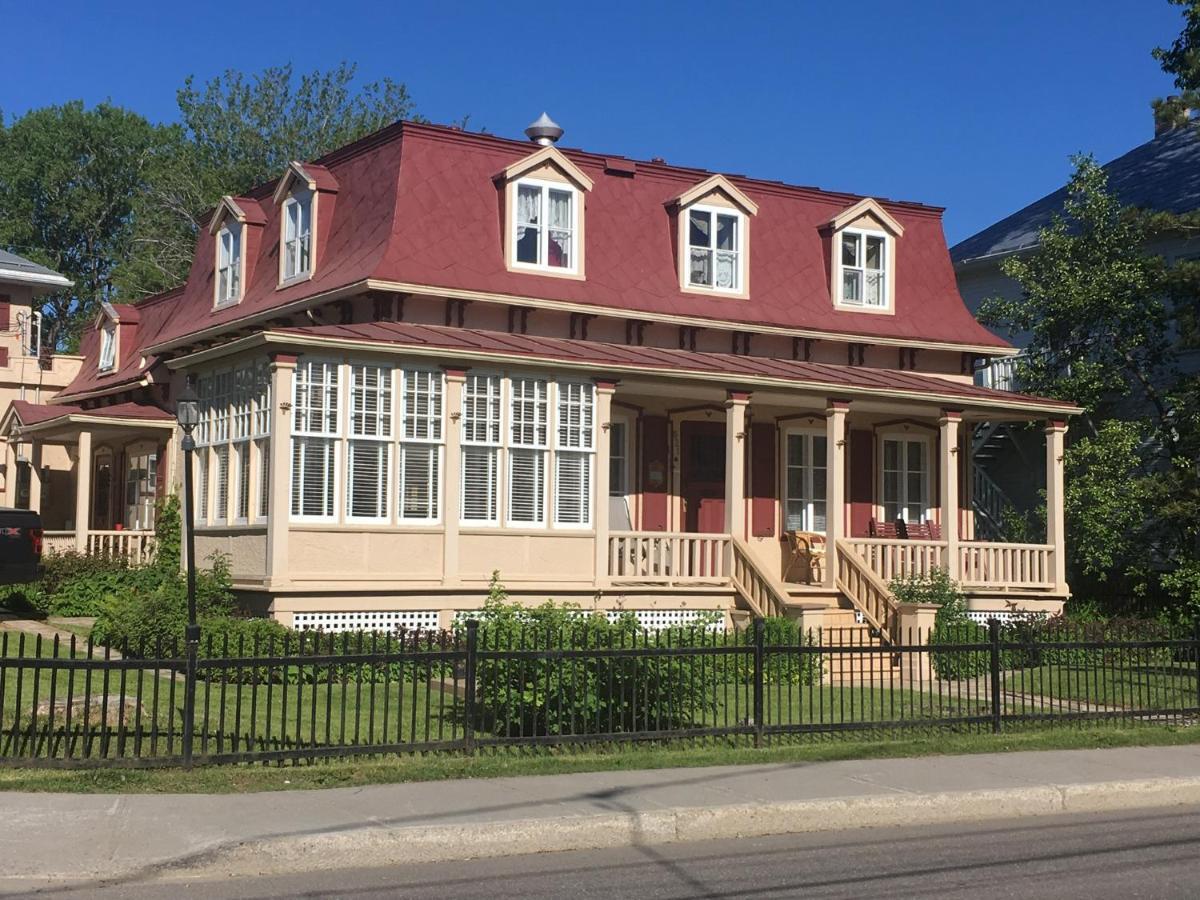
[[607, 531, 729, 584], [843, 538, 949, 585], [959, 540, 1055, 589], [835, 538, 901, 645], [729, 537, 790, 619]]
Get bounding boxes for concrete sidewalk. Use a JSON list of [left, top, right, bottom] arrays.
[[3, 744, 1200, 888]]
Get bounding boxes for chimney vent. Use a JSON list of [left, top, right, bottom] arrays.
[[525, 112, 564, 146]]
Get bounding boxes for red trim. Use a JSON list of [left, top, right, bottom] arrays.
[[442, 366, 469, 379], [849, 429, 874, 538], [269, 352, 299, 365], [593, 377, 620, 391], [1046, 418, 1068, 430], [726, 389, 752, 402], [640, 416, 670, 531], [827, 398, 851, 411], [750, 421, 776, 538]]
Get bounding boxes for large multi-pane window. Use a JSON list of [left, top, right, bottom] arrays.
[[282, 192, 313, 280], [839, 230, 888, 309], [555, 382, 594, 526], [398, 370, 443, 522], [194, 363, 272, 526], [507, 377, 548, 525], [346, 364, 392, 521], [882, 436, 930, 525], [784, 431, 827, 532], [687, 206, 742, 292], [461, 373, 502, 525], [513, 180, 575, 272], [216, 224, 242, 306], [291, 359, 339, 520]]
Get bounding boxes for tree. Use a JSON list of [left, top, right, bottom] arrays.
[[1153, 0, 1200, 129], [0, 102, 172, 349], [118, 63, 421, 299]]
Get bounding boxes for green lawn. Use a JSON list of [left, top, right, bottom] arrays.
[[1, 634, 458, 762], [1004, 663, 1200, 712]]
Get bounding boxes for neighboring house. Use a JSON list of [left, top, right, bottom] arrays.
[[0, 250, 84, 527], [0, 117, 1077, 638], [952, 111, 1200, 534]]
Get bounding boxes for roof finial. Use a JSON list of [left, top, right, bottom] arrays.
[[525, 112, 564, 146]]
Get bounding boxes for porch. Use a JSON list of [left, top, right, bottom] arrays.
[[1, 400, 175, 566]]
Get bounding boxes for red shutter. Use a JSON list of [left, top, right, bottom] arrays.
[[849, 429, 874, 538], [640, 415, 669, 531], [750, 422, 776, 537], [0, 296, 10, 332], [0, 348, 9, 368]]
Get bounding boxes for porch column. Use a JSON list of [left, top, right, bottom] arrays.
[[593, 379, 617, 588], [266, 354, 297, 586], [442, 368, 466, 586], [74, 430, 92, 553], [724, 390, 750, 539], [28, 439, 43, 515], [938, 410, 961, 580], [1, 440, 15, 508], [1045, 419, 1068, 593], [824, 400, 849, 589]]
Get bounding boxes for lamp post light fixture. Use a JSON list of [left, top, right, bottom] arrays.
[[175, 380, 201, 767]]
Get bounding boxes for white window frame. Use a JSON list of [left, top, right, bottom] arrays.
[[836, 228, 890, 310], [290, 357, 341, 523], [345, 363, 393, 524], [880, 434, 932, 526], [281, 191, 313, 283], [783, 429, 828, 533], [608, 414, 631, 498], [251, 361, 271, 524], [553, 381, 594, 528], [215, 223, 243, 308], [397, 368, 444, 525], [98, 322, 116, 371], [461, 372, 503, 527], [510, 177, 579, 275], [506, 376, 549, 528], [684, 203, 745, 294]]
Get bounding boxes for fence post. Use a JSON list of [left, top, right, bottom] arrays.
[[1193, 619, 1200, 715], [464, 619, 478, 756], [182, 625, 199, 768], [988, 618, 1002, 734], [753, 617, 764, 748]]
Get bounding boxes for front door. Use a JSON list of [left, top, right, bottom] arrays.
[[680, 421, 725, 533]]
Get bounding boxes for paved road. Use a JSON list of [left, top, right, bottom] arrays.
[[11, 805, 1200, 899]]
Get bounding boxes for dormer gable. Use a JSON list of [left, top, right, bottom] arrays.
[[273, 162, 338, 286], [208, 196, 266, 309], [669, 175, 757, 298], [824, 197, 904, 315], [94, 301, 138, 373], [497, 146, 593, 279]]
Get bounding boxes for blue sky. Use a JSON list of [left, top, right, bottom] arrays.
[[0, 0, 1185, 244]]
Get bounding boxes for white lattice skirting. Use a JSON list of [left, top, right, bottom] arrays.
[[965, 610, 1048, 626], [292, 610, 441, 633]]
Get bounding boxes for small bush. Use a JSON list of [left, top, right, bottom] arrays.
[[889, 569, 990, 680], [742, 617, 823, 686]]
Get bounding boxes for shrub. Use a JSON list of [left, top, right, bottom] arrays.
[[888, 568, 990, 680], [890, 567, 965, 608], [740, 617, 823, 686], [464, 572, 723, 736]]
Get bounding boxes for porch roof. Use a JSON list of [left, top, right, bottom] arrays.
[[3, 400, 175, 438], [182, 321, 1080, 417]]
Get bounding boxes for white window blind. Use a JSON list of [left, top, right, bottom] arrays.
[[214, 445, 230, 522], [555, 382, 594, 526], [508, 378, 547, 525], [256, 438, 270, 519], [347, 365, 392, 521], [195, 448, 209, 524], [235, 441, 251, 521], [399, 370, 443, 522], [461, 374, 501, 524], [292, 359, 339, 520]]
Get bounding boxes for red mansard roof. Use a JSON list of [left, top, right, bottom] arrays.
[[58, 121, 1007, 401], [268, 321, 1072, 414]]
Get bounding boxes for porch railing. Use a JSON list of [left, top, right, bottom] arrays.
[[42, 530, 157, 567], [959, 541, 1055, 590], [608, 531, 729, 584], [730, 538, 790, 618], [844, 538, 950, 584]]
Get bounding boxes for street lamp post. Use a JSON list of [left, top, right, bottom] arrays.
[[174, 381, 201, 767]]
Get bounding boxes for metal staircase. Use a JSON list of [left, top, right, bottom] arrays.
[[971, 422, 1016, 541]]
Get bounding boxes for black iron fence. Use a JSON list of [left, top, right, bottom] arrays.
[[1, 619, 1198, 768]]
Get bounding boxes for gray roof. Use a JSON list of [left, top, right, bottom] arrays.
[[0, 248, 70, 287], [951, 125, 1200, 265]]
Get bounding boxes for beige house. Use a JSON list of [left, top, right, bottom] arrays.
[[2, 118, 1079, 640], [0, 250, 83, 526]]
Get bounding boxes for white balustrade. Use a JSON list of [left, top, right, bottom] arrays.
[[958, 541, 1055, 590], [608, 531, 729, 583]]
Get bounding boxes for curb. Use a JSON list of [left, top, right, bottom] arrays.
[[138, 775, 1200, 881]]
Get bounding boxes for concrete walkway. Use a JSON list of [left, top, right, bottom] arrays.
[[3, 744, 1200, 888]]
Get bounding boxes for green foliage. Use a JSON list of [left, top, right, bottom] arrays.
[[889, 567, 965, 608], [153, 495, 182, 574], [0, 101, 174, 348], [753, 617, 823, 686], [1154, 1, 1200, 93]]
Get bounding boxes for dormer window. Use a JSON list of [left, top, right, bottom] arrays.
[[687, 206, 743, 292], [670, 174, 758, 300], [98, 321, 116, 371], [514, 180, 576, 272], [216, 224, 243, 307], [827, 197, 904, 315], [839, 230, 888, 308], [282, 191, 312, 281]]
